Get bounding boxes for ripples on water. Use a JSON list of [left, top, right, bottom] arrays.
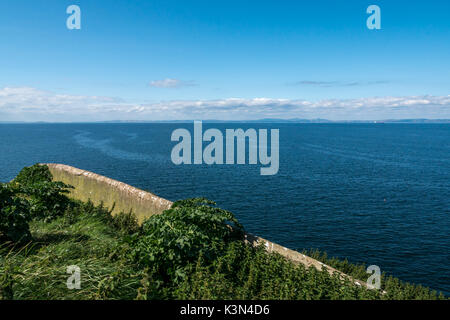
[[0, 123, 449, 294]]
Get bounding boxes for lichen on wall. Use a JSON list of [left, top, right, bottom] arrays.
[[46, 163, 172, 223]]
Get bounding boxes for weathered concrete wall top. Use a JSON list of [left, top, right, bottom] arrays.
[[46, 163, 172, 223], [45, 163, 369, 289]]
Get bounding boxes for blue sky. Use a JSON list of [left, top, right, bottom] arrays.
[[0, 0, 449, 121]]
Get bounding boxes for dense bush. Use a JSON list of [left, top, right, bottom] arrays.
[[129, 198, 243, 286], [0, 184, 31, 243], [0, 164, 74, 244], [13, 164, 53, 185], [22, 181, 73, 221], [14, 164, 73, 221]]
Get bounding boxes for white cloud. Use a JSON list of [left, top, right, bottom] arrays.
[[288, 80, 389, 87], [0, 87, 449, 121], [0, 87, 131, 121], [149, 78, 196, 88]]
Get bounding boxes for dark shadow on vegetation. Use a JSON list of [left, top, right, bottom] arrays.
[[33, 232, 90, 245]]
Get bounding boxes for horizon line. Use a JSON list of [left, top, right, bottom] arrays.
[[1, 118, 450, 124]]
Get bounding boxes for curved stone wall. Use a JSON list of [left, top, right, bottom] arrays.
[[46, 163, 172, 223]]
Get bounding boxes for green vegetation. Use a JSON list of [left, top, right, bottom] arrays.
[[0, 184, 31, 244], [0, 164, 446, 300], [303, 249, 446, 300]]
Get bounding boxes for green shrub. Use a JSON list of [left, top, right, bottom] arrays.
[[13, 164, 52, 185], [128, 198, 243, 285], [14, 164, 73, 221], [23, 181, 73, 221], [0, 184, 31, 243]]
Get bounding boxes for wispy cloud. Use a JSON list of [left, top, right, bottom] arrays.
[[0, 87, 449, 121], [288, 80, 389, 87], [149, 78, 197, 88]]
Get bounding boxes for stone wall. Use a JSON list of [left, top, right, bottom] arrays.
[[46, 163, 172, 223]]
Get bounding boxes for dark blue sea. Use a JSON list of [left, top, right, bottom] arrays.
[[1, 123, 449, 294]]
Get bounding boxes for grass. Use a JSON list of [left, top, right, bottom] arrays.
[[1, 202, 143, 300]]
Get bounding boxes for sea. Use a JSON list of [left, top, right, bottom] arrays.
[[1, 123, 449, 294]]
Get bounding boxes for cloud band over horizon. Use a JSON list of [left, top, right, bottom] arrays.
[[0, 87, 449, 122]]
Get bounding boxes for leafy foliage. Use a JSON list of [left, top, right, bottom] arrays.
[[13, 164, 73, 221], [303, 249, 445, 300], [0, 184, 31, 243], [175, 242, 380, 300], [13, 164, 53, 185], [22, 181, 73, 221], [129, 198, 243, 285], [0, 164, 74, 244]]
